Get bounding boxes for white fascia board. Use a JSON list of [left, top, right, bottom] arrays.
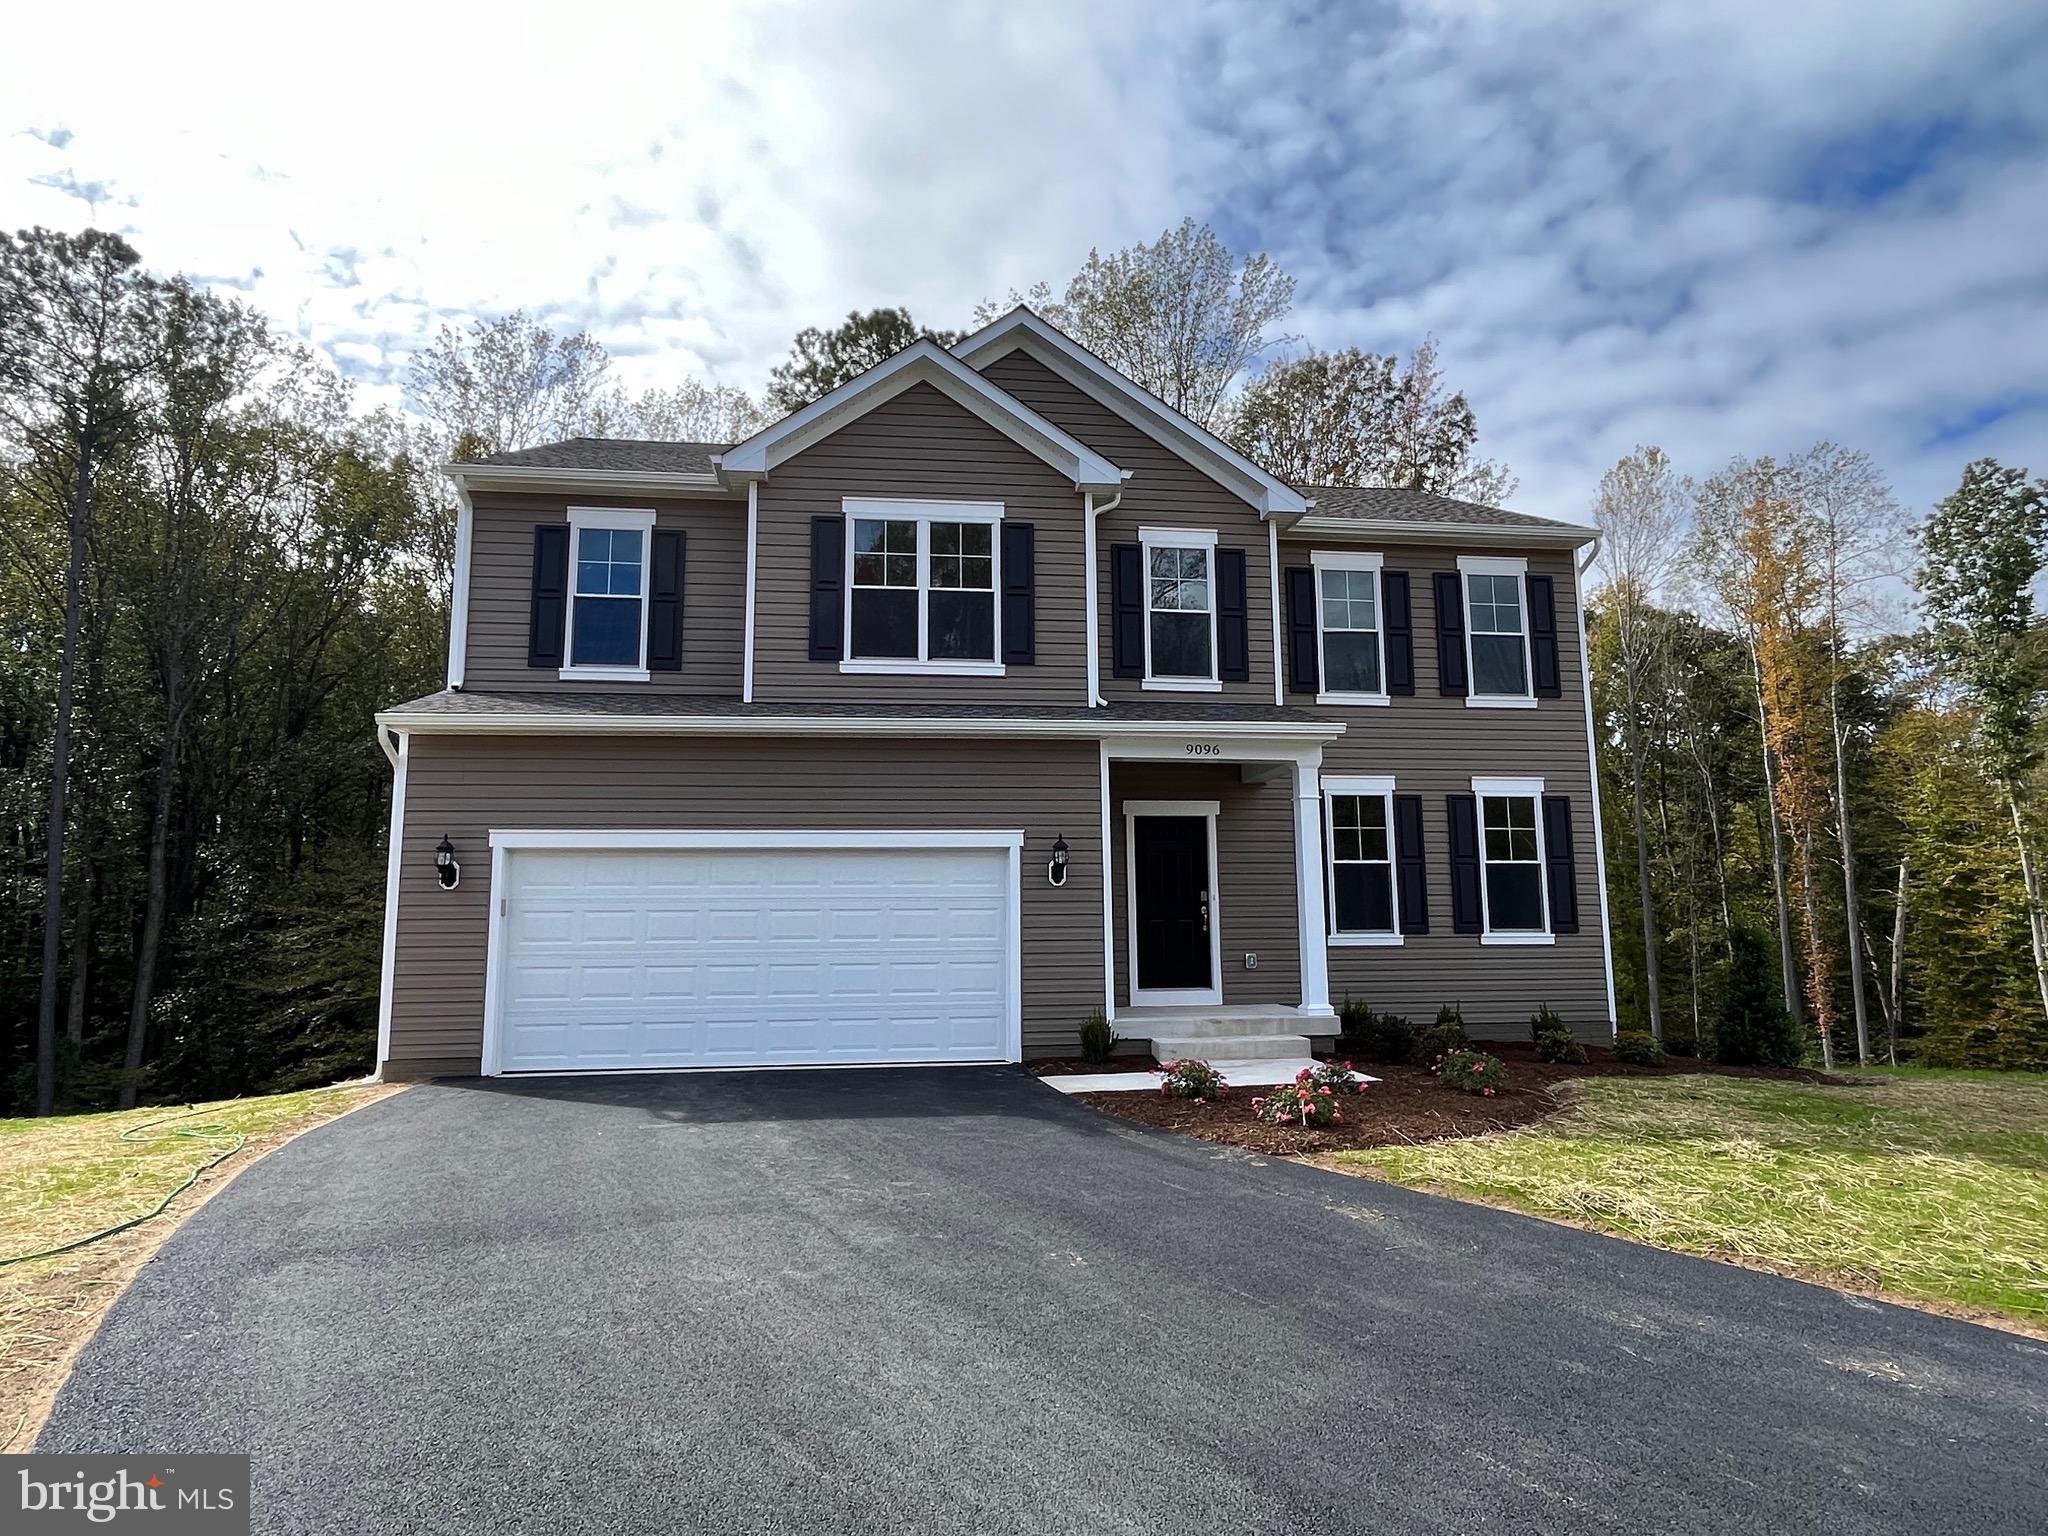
[[718, 340, 1122, 492], [446, 463, 733, 498], [952, 308, 1310, 518], [1282, 515, 1596, 548], [372, 710, 1348, 743]]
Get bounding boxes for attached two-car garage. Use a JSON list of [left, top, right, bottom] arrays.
[[485, 833, 1023, 1074]]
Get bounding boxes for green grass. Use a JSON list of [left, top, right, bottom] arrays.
[[1339, 1072, 2048, 1325]]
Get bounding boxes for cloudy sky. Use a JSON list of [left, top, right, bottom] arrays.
[[4, 0, 2044, 524]]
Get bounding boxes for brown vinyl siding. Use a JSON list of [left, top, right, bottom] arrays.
[[1287, 540, 1612, 1041], [385, 735, 1104, 1073], [1108, 763, 1300, 1011], [978, 351, 1277, 705], [462, 490, 747, 696], [750, 382, 1089, 704]]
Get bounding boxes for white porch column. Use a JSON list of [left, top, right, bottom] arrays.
[[1292, 754, 1333, 1017]]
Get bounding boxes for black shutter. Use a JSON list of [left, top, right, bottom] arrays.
[[1284, 567, 1318, 694], [647, 528, 685, 672], [1447, 794, 1483, 934], [1543, 795, 1579, 934], [1111, 543, 1143, 678], [528, 524, 569, 669], [1528, 573, 1561, 698], [1433, 572, 1467, 696], [809, 516, 845, 661], [1394, 793, 1428, 935], [1382, 570, 1414, 696], [1001, 522, 1036, 664], [1216, 547, 1249, 682]]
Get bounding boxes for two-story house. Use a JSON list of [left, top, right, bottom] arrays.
[[371, 307, 1616, 1079]]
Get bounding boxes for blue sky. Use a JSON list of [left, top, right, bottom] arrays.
[[4, 0, 2045, 526]]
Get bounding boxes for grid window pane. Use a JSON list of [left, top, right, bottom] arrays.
[[1330, 794, 1395, 934], [853, 519, 917, 587], [1480, 794, 1544, 931], [1146, 544, 1213, 677], [929, 523, 993, 592]]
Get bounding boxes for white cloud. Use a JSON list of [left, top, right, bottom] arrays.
[[2, 0, 2044, 525]]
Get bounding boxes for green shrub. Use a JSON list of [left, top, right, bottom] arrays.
[[1413, 1022, 1469, 1069], [1715, 929, 1803, 1067], [1078, 1011, 1119, 1065], [1438, 1048, 1508, 1096], [1308, 1057, 1366, 1094], [1359, 1010, 1416, 1063], [1155, 1059, 1229, 1100], [1663, 1033, 1701, 1059], [1252, 1070, 1348, 1127], [1529, 1005, 1587, 1064], [1336, 996, 1375, 1044], [1435, 1004, 1467, 1030], [1613, 1030, 1663, 1065]]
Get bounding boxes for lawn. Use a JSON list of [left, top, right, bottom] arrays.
[[1339, 1068, 2048, 1329], [0, 1082, 399, 1450]]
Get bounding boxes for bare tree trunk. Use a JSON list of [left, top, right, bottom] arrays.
[[1625, 706, 1664, 1039], [1749, 650, 1804, 1024], [1831, 687, 1872, 1062], [1887, 857, 1906, 1065], [64, 849, 94, 1048], [34, 449, 90, 1117], [120, 708, 179, 1110], [2005, 787, 2048, 1024]]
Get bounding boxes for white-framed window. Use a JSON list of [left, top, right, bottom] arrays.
[[1313, 550, 1387, 705], [563, 507, 656, 680], [1324, 774, 1400, 944], [842, 498, 1003, 675], [1459, 554, 1534, 707], [1473, 774, 1551, 944], [1140, 525, 1219, 691]]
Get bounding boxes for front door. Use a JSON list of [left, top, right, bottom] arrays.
[[1132, 814, 1214, 996]]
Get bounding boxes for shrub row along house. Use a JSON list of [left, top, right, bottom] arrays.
[[372, 308, 1615, 1078]]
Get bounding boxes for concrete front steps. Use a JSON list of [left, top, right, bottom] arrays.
[[1124, 1005, 1325, 1065]]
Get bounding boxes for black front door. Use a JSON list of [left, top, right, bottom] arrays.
[[1133, 815, 1212, 992]]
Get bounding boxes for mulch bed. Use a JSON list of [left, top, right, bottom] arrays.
[[1063, 1042, 1846, 1158], [1025, 1054, 1159, 1077]]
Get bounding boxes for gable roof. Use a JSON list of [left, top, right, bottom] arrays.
[[717, 338, 1122, 492], [1295, 484, 1595, 546], [952, 307, 1310, 519], [463, 438, 725, 475]]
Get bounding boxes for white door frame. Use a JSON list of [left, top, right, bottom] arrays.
[[1123, 798, 1224, 1007], [480, 828, 1025, 1076]]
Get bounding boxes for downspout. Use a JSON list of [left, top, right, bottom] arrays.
[[445, 472, 475, 689], [1084, 474, 1129, 707], [373, 726, 410, 1080], [1575, 536, 1620, 1035], [1268, 519, 1285, 707], [743, 481, 759, 703]]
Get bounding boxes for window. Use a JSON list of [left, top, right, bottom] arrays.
[[1475, 776, 1549, 941], [1324, 776, 1399, 943], [1313, 551, 1385, 702], [1141, 527, 1218, 688], [1460, 555, 1531, 703], [843, 499, 1002, 673], [564, 508, 655, 677]]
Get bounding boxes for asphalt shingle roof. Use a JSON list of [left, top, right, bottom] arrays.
[[1301, 483, 1588, 533], [461, 438, 727, 474]]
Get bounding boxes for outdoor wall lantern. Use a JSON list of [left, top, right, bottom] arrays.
[[1047, 834, 1070, 888], [435, 834, 461, 890]]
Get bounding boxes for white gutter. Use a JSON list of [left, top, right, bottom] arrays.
[[743, 482, 759, 703], [1575, 535, 1619, 1035], [444, 474, 475, 688], [372, 709, 1347, 743], [1267, 520, 1285, 706]]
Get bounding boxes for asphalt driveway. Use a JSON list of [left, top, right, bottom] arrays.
[[40, 1068, 2048, 1534]]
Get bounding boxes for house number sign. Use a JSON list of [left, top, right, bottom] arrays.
[[1182, 743, 1223, 757]]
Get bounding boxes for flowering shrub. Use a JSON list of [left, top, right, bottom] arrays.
[[1252, 1068, 1346, 1126], [1155, 1059, 1228, 1100], [1308, 1058, 1367, 1095], [1438, 1048, 1508, 1097]]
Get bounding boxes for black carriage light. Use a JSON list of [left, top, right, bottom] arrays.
[[1047, 833, 1070, 888], [434, 834, 461, 890]]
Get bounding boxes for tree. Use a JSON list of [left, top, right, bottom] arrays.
[[1227, 340, 1516, 504], [980, 219, 1293, 429], [406, 311, 615, 460], [1592, 446, 1686, 1040], [0, 227, 154, 1114], [1715, 927, 1802, 1066], [764, 308, 959, 415], [1918, 458, 2048, 1024], [621, 379, 766, 443]]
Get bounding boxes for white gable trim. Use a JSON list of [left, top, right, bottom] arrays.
[[953, 307, 1310, 519], [718, 339, 1122, 492]]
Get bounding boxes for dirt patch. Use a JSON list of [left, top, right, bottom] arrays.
[[1071, 1043, 1846, 1158], [0, 1081, 404, 1452]]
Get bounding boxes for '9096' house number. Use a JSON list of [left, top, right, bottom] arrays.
[[1183, 743, 1222, 756]]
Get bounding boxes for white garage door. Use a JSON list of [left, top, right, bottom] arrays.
[[490, 839, 1017, 1073]]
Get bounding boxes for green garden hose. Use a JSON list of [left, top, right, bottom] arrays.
[[0, 1108, 249, 1268]]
